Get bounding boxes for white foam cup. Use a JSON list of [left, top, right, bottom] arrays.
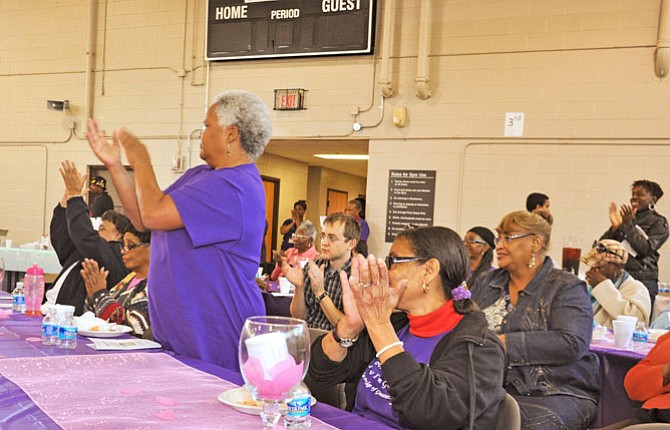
[[612, 320, 636, 349], [278, 277, 292, 294]]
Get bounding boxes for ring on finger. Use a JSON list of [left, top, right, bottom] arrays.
[[361, 283, 371, 289]]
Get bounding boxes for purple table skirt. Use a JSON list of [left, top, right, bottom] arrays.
[[0, 311, 388, 430], [589, 340, 646, 428]]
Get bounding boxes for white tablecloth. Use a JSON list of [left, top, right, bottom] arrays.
[[0, 248, 62, 274]]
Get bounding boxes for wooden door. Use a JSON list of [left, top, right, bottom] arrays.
[[326, 189, 348, 215], [262, 177, 280, 262]]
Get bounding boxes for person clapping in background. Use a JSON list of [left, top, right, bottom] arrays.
[[601, 180, 669, 309]]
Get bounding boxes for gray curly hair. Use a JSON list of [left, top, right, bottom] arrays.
[[212, 90, 273, 160]]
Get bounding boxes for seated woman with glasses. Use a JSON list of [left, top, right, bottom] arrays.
[[309, 226, 506, 429], [582, 239, 651, 329], [270, 220, 319, 281], [463, 226, 495, 285], [80, 225, 152, 339], [469, 210, 600, 429]]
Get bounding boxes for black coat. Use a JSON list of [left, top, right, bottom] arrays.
[[48, 197, 128, 316], [309, 311, 506, 430]]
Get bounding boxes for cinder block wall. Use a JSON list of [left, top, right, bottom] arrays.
[[1, 0, 670, 278]]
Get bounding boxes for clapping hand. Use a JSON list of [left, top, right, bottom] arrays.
[[87, 119, 122, 167], [115, 128, 151, 167], [342, 254, 408, 330], [80, 258, 108, 299], [279, 253, 304, 288], [619, 204, 635, 225], [291, 208, 301, 225], [59, 161, 88, 196], [609, 202, 623, 230]]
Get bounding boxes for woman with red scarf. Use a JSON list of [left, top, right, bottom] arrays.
[[309, 227, 505, 429]]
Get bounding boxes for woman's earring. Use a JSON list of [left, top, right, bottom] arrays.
[[226, 142, 232, 157], [528, 252, 536, 268], [422, 283, 429, 294], [650, 203, 656, 212]]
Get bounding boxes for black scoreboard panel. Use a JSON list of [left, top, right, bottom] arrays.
[[206, 0, 376, 61]]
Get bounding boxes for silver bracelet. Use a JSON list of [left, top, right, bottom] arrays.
[[375, 341, 404, 358]]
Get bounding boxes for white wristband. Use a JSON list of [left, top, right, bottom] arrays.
[[375, 341, 404, 358]]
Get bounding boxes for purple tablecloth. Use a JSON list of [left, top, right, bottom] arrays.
[[0, 310, 388, 430], [590, 337, 646, 428]]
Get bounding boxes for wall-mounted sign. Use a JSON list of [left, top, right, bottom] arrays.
[[385, 170, 436, 242], [206, 0, 376, 61], [274, 89, 307, 110]]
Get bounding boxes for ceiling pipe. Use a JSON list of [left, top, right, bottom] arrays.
[[81, 0, 98, 134], [655, 0, 670, 78], [378, 0, 395, 97], [415, 0, 432, 99]]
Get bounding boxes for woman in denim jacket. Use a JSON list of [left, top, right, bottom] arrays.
[[470, 211, 600, 430]]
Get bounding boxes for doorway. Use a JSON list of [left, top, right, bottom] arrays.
[[262, 176, 280, 262], [326, 189, 348, 215]]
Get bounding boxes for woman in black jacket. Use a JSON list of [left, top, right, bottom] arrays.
[[47, 161, 130, 315], [309, 226, 506, 430]]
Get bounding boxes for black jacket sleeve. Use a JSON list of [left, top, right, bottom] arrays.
[[49, 203, 77, 266]]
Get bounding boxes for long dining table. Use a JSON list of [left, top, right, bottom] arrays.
[[0, 302, 388, 429]]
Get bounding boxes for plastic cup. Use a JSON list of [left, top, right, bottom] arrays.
[[613, 320, 636, 349], [616, 315, 638, 324], [278, 277, 292, 294], [5, 239, 12, 248]]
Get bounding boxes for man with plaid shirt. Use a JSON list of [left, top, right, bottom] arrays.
[[283, 213, 360, 330]]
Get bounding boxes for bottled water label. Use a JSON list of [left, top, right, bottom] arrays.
[[286, 396, 310, 418], [633, 331, 648, 343], [12, 295, 25, 309], [59, 326, 77, 341], [42, 323, 58, 337]]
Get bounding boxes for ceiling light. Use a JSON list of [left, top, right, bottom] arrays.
[[314, 154, 369, 160]]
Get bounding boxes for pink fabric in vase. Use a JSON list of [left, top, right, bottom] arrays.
[[0, 352, 336, 430]]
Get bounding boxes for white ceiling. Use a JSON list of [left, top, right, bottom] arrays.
[[264, 139, 369, 178]]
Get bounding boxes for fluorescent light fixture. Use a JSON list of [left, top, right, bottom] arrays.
[[314, 154, 369, 160]]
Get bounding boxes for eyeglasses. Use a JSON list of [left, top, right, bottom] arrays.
[[494, 233, 535, 246], [385, 255, 427, 269], [463, 238, 487, 246], [320, 233, 347, 243], [122, 242, 148, 252], [291, 234, 310, 241], [595, 243, 620, 257]]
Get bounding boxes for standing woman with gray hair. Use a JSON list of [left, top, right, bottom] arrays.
[[86, 90, 272, 370]]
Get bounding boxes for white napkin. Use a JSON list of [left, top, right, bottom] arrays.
[[74, 312, 111, 331]]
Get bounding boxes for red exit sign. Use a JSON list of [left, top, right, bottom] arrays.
[[274, 89, 307, 110]]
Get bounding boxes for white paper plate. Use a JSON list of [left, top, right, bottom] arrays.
[[217, 388, 315, 415], [79, 325, 133, 338]]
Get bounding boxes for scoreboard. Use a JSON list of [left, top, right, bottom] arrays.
[[206, 0, 376, 61]]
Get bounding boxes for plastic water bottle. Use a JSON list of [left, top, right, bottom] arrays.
[[57, 305, 77, 349], [12, 282, 25, 312], [284, 383, 312, 429], [41, 304, 58, 345], [24, 263, 45, 317], [633, 321, 648, 352]]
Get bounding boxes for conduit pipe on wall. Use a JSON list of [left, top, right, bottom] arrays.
[[656, 0, 670, 78], [415, 0, 432, 99], [378, 0, 395, 97], [82, 0, 98, 134]]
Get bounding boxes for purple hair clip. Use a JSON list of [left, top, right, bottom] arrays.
[[452, 285, 471, 301]]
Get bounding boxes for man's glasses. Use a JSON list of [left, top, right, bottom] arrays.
[[320, 233, 346, 243], [463, 238, 487, 246], [385, 255, 427, 269], [595, 243, 620, 257], [122, 243, 148, 252], [494, 233, 535, 246], [291, 234, 310, 241]]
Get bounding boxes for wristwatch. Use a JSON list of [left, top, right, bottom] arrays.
[[332, 322, 358, 348], [315, 291, 329, 304]]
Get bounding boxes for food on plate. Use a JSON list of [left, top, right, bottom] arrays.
[[237, 399, 262, 407]]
